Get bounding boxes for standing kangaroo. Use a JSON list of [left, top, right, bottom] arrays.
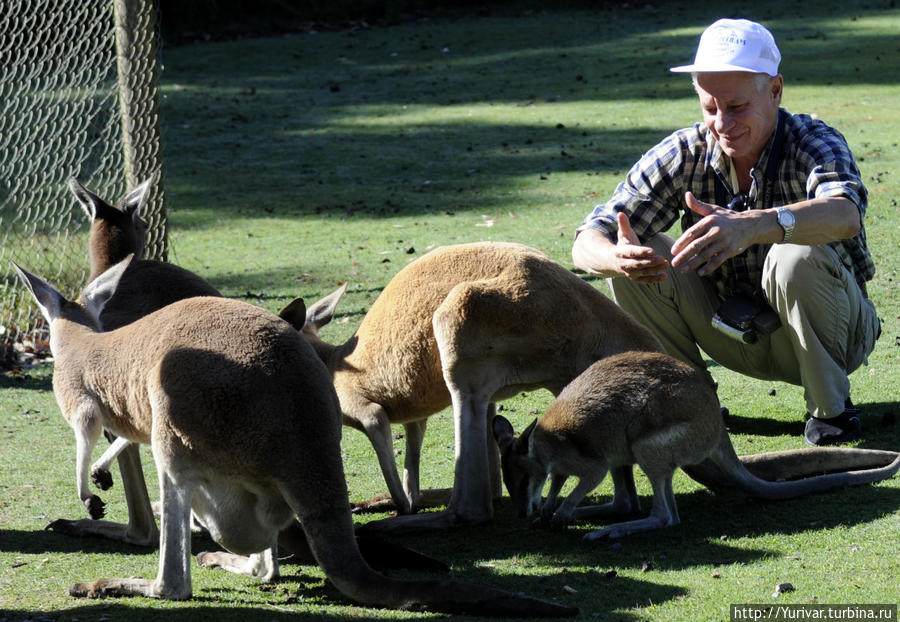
[[279, 242, 664, 531], [70, 177, 222, 330], [64, 179, 439, 573], [491, 351, 900, 540], [13, 259, 578, 616], [48, 178, 222, 548]]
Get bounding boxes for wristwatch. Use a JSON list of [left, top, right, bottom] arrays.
[[776, 207, 795, 244]]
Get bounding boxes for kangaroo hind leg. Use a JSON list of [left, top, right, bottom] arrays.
[[69, 466, 195, 599], [572, 464, 642, 522], [583, 446, 680, 542]]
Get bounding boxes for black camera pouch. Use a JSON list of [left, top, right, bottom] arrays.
[[712, 293, 781, 344]]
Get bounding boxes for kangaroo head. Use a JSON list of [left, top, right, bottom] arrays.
[[70, 177, 151, 274], [492, 415, 545, 518], [279, 282, 347, 336], [13, 255, 133, 337], [279, 283, 348, 365]]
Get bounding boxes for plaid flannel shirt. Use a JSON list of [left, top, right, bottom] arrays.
[[577, 108, 875, 299]]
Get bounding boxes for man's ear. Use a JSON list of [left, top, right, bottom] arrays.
[[770, 74, 783, 105]]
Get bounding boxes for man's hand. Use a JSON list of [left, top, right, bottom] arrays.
[[670, 192, 759, 276], [572, 213, 669, 282]]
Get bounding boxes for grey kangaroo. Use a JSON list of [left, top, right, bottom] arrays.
[[492, 351, 900, 540], [14, 258, 577, 616], [55, 178, 222, 548], [63, 178, 448, 573]]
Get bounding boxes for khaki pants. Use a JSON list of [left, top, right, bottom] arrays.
[[609, 235, 880, 419]]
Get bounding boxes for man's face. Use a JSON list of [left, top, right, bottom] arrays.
[[695, 71, 782, 166]]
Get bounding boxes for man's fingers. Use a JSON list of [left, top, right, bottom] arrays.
[[617, 251, 669, 280], [616, 211, 641, 246], [611, 211, 671, 281], [673, 238, 728, 276], [685, 191, 716, 217]]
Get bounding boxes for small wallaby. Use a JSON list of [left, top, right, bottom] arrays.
[[492, 351, 900, 540], [13, 258, 577, 616], [279, 241, 663, 533]]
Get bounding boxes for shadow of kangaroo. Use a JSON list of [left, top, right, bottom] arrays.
[[492, 351, 900, 540], [63, 178, 443, 574], [12, 258, 578, 616]]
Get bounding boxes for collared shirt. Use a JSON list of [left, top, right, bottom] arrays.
[[577, 108, 875, 298]]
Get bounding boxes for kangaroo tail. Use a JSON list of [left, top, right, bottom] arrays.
[[703, 432, 900, 500], [684, 447, 900, 492], [282, 487, 578, 617]]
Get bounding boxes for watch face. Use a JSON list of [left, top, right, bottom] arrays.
[[778, 209, 795, 227]]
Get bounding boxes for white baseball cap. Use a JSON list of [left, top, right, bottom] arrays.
[[670, 19, 781, 76]]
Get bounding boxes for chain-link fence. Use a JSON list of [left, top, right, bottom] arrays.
[[0, 0, 166, 366]]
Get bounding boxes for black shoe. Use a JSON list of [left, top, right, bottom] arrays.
[[804, 407, 862, 446]]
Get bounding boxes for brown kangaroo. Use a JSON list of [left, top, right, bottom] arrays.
[[492, 351, 900, 540], [14, 258, 578, 616], [278, 241, 664, 533], [48, 178, 222, 548], [65, 178, 444, 573]]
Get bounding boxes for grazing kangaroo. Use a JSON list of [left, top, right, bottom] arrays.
[[278, 242, 664, 532], [13, 259, 577, 616], [70, 177, 223, 329], [64, 178, 437, 573], [492, 351, 900, 540], [48, 178, 221, 548]]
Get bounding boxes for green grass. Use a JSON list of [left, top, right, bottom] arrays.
[[2, 1, 899, 620]]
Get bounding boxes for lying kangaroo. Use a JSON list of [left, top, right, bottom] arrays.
[[278, 241, 664, 531], [492, 351, 900, 540], [14, 258, 577, 616], [49, 178, 221, 548]]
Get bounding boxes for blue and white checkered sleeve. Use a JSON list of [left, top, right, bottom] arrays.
[[576, 130, 689, 242], [798, 122, 867, 214]]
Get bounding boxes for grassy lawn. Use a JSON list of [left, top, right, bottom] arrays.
[[1, 1, 898, 620]]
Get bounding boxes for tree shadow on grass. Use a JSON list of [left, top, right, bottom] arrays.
[[0, 370, 53, 392], [0, 524, 679, 620], [157, 2, 900, 227], [723, 413, 805, 438], [723, 400, 898, 447], [382, 477, 900, 578]]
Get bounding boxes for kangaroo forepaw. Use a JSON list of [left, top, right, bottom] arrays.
[[85, 495, 106, 520], [92, 468, 113, 491]]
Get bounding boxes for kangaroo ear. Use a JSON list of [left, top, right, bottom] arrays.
[[12, 262, 66, 324], [82, 254, 133, 320], [518, 418, 538, 445], [68, 178, 105, 220], [119, 175, 154, 218], [278, 297, 307, 330], [301, 282, 348, 334], [491, 414, 515, 449]]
